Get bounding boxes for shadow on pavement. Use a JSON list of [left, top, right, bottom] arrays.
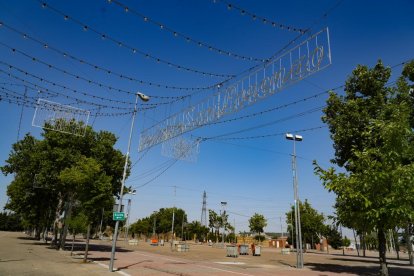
[[306, 262, 414, 276], [117, 260, 154, 269], [330, 257, 412, 266], [18, 241, 133, 253], [0, 259, 24, 263]]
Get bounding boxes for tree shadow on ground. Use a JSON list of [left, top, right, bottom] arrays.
[[18, 241, 133, 253], [330, 257, 412, 267], [117, 260, 154, 269], [306, 262, 414, 276]]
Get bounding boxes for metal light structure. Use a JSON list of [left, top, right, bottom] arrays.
[[109, 92, 149, 272], [124, 190, 136, 242], [285, 133, 304, 269]]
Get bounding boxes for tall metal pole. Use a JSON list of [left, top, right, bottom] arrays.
[[286, 133, 304, 269], [171, 186, 176, 250], [109, 93, 140, 272], [293, 139, 304, 268], [125, 199, 131, 242]]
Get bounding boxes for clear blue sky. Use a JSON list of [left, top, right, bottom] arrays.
[[0, 0, 413, 235]]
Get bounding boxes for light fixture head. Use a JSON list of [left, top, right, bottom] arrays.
[[137, 92, 150, 102], [295, 135, 303, 141], [285, 133, 294, 140]]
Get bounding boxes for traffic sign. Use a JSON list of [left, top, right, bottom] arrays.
[[113, 212, 125, 221]]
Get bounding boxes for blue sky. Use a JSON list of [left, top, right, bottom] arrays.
[[0, 0, 413, 235]]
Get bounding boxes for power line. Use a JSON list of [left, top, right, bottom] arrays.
[[0, 43, 193, 103], [212, 0, 305, 34], [0, 21, 220, 94], [106, 0, 265, 62], [36, 1, 235, 79]]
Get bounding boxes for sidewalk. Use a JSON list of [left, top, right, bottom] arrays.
[[0, 231, 117, 276]]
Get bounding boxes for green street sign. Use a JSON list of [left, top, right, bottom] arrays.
[[113, 212, 125, 221]]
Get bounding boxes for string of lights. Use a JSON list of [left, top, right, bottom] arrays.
[[202, 106, 325, 141], [0, 21, 219, 94], [0, 64, 142, 111], [0, 67, 157, 114], [0, 87, 137, 117], [0, 60, 188, 109], [217, 0, 344, 89], [106, 0, 265, 62], [212, 0, 305, 34], [203, 86, 344, 127], [36, 2, 235, 79], [0, 43, 195, 104], [207, 125, 327, 141]]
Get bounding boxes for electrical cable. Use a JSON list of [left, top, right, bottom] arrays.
[[0, 22, 219, 94], [212, 0, 305, 34], [0, 43, 193, 103], [106, 0, 265, 62], [36, 2, 235, 79]]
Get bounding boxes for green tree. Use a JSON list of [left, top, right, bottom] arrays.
[[314, 60, 414, 275], [208, 209, 221, 242], [186, 221, 209, 242], [324, 225, 342, 249], [248, 213, 267, 244], [1, 124, 126, 247], [0, 212, 23, 231], [286, 200, 325, 249], [342, 236, 351, 247]]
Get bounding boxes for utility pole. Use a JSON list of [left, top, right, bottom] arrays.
[[109, 92, 150, 272], [286, 133, 304, 269], [171, 185, 176, 250]]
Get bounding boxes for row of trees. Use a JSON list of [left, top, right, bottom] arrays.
[[1, 123, 126, 258], [314, 60, 414, 275], [129, 207, 210, 241]]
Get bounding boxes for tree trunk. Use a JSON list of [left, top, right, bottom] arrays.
[[71, 234, 75, 256], [393, 228, 400, 260], [83, 224, 91, 263], [353, 229, 360, 257], [406, 224, 413, 266], [378, 228, 389, 276], [362, 232, 366, 257], [60, 200, 73, 250]]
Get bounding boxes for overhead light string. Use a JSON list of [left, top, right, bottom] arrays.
[[0, 44, 194, 106], [35, 2, 235, 78], [212, 0, 306, 34], [106, 0, 266, 62], [0, 21, 220, 94]]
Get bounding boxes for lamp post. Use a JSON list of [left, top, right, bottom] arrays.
[[109, 92, 149, 272], [221, 201, 227, 247], [124, 190, 136, 242], [285, 133, 304, 269]]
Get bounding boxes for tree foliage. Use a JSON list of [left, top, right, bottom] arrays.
[[249, 213, 267, 242], [286, 199, 325, 247], [129, 207, 187, 239], [314, 60, 414, 275], [1, 124, 125, 243]]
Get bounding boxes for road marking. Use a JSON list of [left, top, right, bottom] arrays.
[[95, 261, 131, 276], [131, 251, 255, 276], [215, 262, 245, 265]]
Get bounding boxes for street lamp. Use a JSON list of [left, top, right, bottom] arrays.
[[285, 133, 304, 269], [221, 201, 227, 247], [124, 190, 136, 242], [109, 92, 149, 272]]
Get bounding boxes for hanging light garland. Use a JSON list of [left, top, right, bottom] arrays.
[[37, 2, 236, 78], [212, 0, 305, 34], [105, 0, 266, 62]]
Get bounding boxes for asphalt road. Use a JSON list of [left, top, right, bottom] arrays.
[[1, 231, 413, 276]]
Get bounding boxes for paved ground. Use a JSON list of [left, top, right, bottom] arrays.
[[1, 231, 414, 276]]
